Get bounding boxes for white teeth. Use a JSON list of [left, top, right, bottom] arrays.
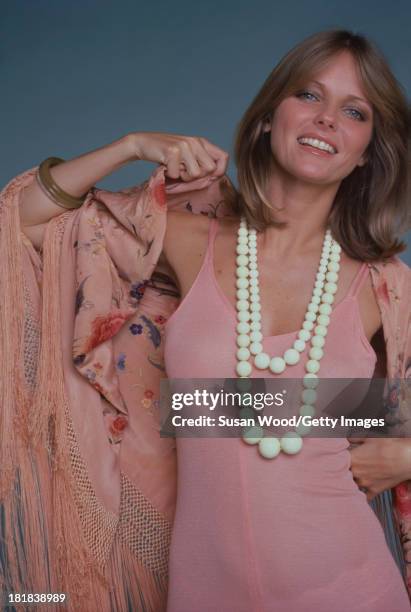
[[298, 137, 336, 154]]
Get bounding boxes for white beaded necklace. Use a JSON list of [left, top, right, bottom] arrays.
[[235, 216, 342, 459]]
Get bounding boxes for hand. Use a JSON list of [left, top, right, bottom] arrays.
[[129, 131, 229, 182], [348, 436, 411, 502]]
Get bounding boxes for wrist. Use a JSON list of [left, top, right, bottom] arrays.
[[122, 132, 143, 162]]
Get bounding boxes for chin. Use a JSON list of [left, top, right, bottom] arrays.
[[287, 165, 337, 185]]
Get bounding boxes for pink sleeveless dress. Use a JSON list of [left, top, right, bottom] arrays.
[[163, 218, 410, 612]]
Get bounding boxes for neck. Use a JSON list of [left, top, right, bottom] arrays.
[[261, 167, 340, 257]]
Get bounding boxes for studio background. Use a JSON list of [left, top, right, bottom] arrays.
[[2, 0, 411, 263]]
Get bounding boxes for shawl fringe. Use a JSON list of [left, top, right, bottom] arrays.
[[0, 171, 167, 610]]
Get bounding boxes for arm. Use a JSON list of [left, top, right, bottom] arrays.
[[20, 134, 136, 238], [20, 132, 228, 249]]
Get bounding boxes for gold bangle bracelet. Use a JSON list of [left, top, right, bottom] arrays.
[[36, 157, 88, 210]]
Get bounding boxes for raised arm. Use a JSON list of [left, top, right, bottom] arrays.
[[19, 132, 228, 249]]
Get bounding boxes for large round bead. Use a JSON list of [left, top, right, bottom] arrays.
[[236, 360, 252, 377], [305, 312, 316, 322], [295, 422, 311, 437], [325, 271, 338, 283], [237, 334, 250, 347], [322, 293, 334, 304], [301, 389, 317, 405], [330, 252, 340, 262], [250, 302, 261, 312], [238, 227, 247, 236], [302, 373, 318, 389], [280, 432, 303, 454], [237, 289, 249, 301], [236, 278, 248, 289], [319, 303, 332, 315], [236, 254, 248, 266], [237, 347, 250, 361], [317, 314, 330, 327], [237, 321, 250, 334], [242, 425, 263, 445], [314, 325, 328, 337], [302, 320, 314, 331], [258, 437, 281, 459], [250, 330, 263, 342], [236, 244, 248, 255], [237, 299, 249, 311], [284, 348, 300, 365], [254, 352, 270, 369], [238, 235, 248, 245], [250, 342, 263, 355], [328, 261, 340, 272], [300, 403, 316, 417], [293, 339, 306, 352], [237, 266, 248, 278], [309, 347, 324, 361], [269, 357, 286, 374], [306, 359, 320, 374], [298, 329, 311, 342], [311, 335, 325, 348], [238, 311, 251, 323]]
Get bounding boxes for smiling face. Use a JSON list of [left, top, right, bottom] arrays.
[[264, 50, 374, 187]]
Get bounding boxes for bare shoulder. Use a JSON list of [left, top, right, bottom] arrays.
[[161, 211, 239, 296], [158, 211, 211, 294], [163, 210, 210, 260]]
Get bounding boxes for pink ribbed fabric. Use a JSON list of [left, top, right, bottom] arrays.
[[164, 218, 410, 611]]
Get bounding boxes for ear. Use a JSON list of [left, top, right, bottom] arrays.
[[357, 154, 367, 167], [262, 114, 272, 133]]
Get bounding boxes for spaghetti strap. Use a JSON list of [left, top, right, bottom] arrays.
[[205, 217, 220, 266], [346, 262, 369, 298]]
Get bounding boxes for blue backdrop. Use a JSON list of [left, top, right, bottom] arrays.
[[2, 0, 410, 262]]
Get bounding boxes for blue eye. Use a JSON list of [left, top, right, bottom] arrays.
[[296, 90, 318, 101], [345, 108, 365, 121]]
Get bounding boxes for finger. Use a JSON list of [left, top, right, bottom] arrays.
[[179, 141, 203, 179], [200, 139, 229, 175], [190, 139, 218, 175], [178, 162, 196, 183], [165, 146, 182, 179]]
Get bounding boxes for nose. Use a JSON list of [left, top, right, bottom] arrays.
[[314, 107, 337, 130]]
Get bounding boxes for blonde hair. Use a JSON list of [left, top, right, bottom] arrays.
[[227, 29, 411, 261]]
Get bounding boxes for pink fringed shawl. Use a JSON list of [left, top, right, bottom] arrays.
[[0, 164, 410, 610]]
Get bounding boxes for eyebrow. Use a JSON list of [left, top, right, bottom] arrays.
[[309, 80, 372, 108]]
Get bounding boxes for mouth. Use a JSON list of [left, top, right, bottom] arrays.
[[297, 136, 337, 155]]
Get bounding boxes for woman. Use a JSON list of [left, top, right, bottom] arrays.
[[1, 29, 410, 611]]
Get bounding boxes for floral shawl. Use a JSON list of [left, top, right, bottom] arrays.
[[0, 164, 410, 610]]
